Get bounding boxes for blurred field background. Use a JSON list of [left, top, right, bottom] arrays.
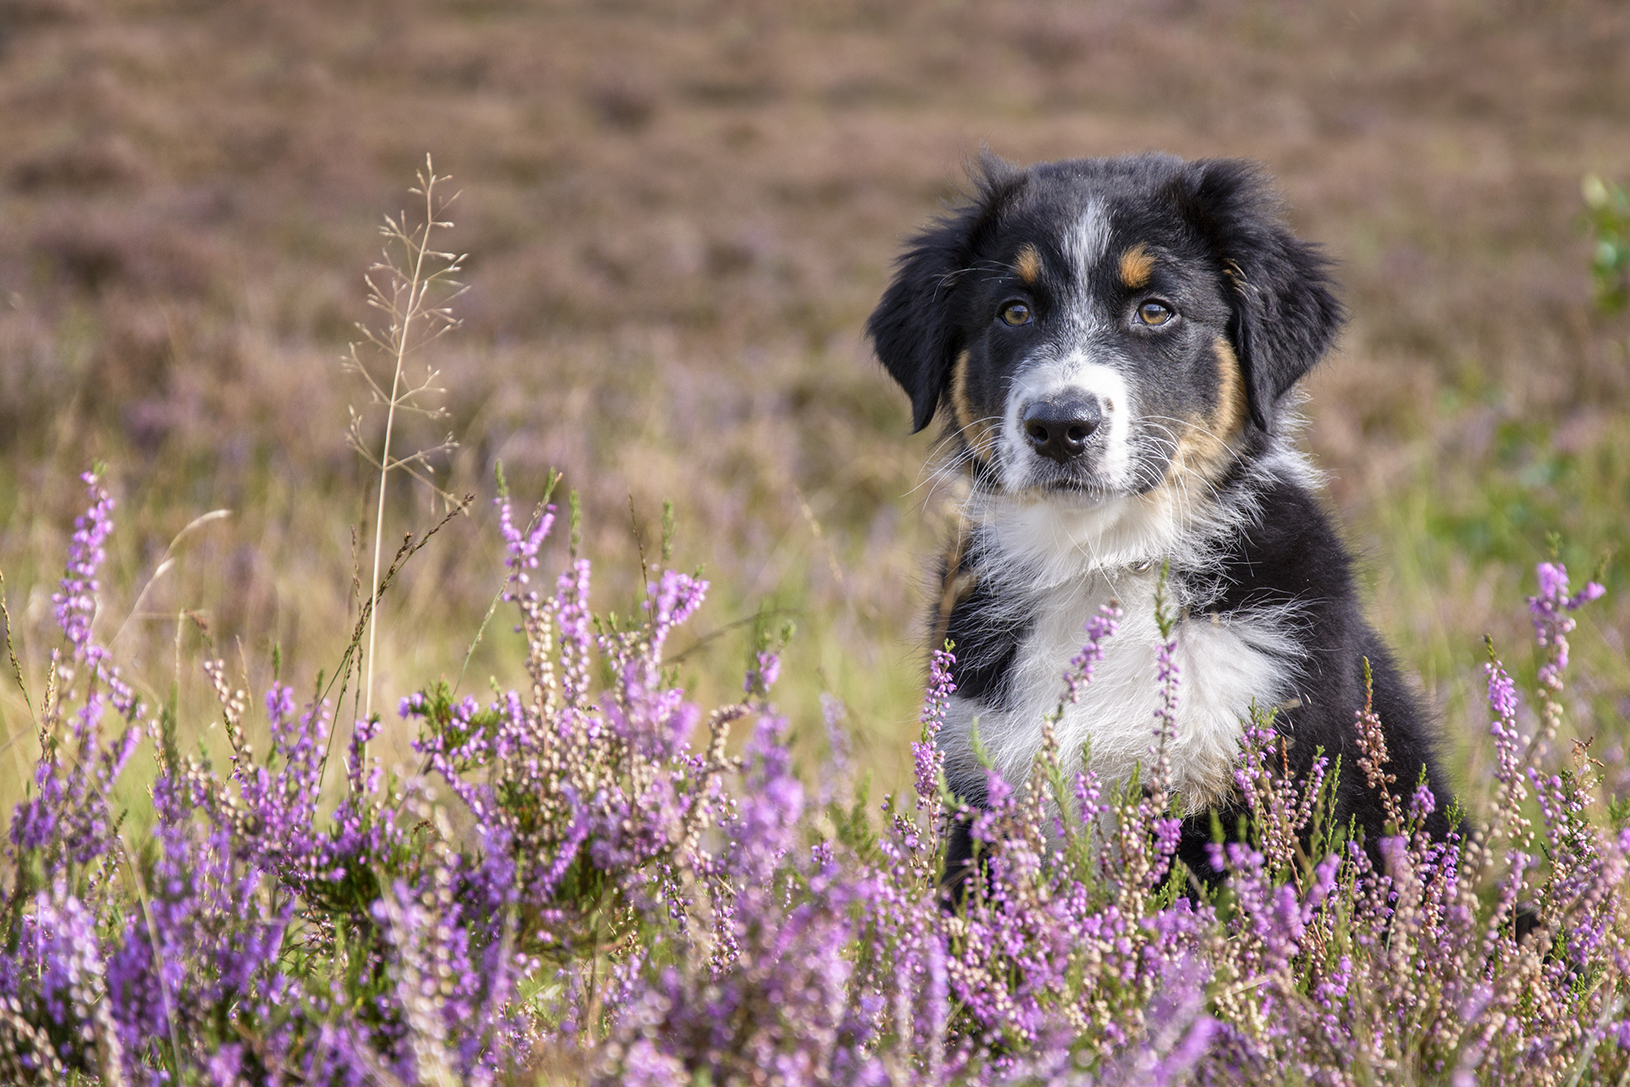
[[1, 0, 1628, 812]]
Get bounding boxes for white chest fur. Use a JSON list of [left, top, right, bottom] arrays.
[[939, 568, 1304, 814]]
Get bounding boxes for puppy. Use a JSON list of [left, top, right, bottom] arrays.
[[867, 152, 1457, 885]]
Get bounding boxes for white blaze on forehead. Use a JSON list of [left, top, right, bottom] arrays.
[[996, 195, 1136, 504], [1067, 199, 1111, 282]]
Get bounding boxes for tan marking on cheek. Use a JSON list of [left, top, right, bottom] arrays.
[[1162, 340, 1251, 491], [950, 350, 997, 465], [1211, 336, 1248, 438], [1118, 243, 1155, 290], [1015, 244, 1042, 285], [1168, 427, 1230, 490]]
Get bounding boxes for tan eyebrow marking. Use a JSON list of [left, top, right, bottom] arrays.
[[1118, 243, 1155, 290], [1014, 244, 1042, 285]]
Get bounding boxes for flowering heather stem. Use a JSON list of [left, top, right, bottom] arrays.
[[1150, 630, 1180, 809], [1529, 561, 1604, 740], [1353, 657, 1404, 834], [52, 471, 115, 665], [915, 642, 957, 824], [1061, 600, 1122, 709]]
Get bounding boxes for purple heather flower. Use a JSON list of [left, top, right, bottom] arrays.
[[1529, 561, 1606, 691], [556, 557, 595, 704], [1410, 778, 1437, 822], [496, 494, 555, 585], [743, 648, 781, 697], [8, 475, 144, 873], [913, 643, 957, 814], [51, 472, 116, 661], [1486, 658, 1521, 726], [647, 569, 707, 657], [1063, 600, 1122, 704]]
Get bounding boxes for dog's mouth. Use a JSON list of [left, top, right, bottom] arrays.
[[1040, 478, 1110, 495], [1009, 457, 1121, 500], [975, 468, 1118, 503]]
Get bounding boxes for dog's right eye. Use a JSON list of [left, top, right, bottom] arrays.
[[999, 301, 1033, 326], [1136, 300, 1174, 327]]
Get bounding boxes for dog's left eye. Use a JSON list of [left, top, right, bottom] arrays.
[[999, 301, 1033, 326], [1136, 301, 1174, 327]]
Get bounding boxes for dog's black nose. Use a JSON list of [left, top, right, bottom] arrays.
[[1022, 395, 1102, 462]]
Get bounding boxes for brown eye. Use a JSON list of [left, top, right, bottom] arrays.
[[1137, 300, 1173, 326], [1000, 301, 1033, 326]]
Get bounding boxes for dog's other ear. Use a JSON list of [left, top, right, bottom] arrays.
[[1178, 159, 1345, 435], [868, 153, 1021, 433]]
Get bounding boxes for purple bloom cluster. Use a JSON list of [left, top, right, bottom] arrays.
[[913, 643, 958, 826], [4, 476, 1630, 1085], [1063, 601, 1123, 706], [9, 474, 143, 873]]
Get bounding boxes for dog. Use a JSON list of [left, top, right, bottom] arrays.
[[866, 151, 1457, 886]]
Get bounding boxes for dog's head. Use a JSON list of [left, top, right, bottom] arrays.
[[868, 152, 1342, 500]]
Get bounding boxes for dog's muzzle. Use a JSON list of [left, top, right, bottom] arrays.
[[1021, 393, 1103, 463]]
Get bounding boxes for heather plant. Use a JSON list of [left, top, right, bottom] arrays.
[[2, 454, 1630, 1085]]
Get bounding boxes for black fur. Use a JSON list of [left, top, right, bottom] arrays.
[[868, 155, 1025, 432], [868, 152, 1457, 890], [1175, 160, 1346, 435]]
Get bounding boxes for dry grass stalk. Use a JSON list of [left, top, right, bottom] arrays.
[[344, 155, 467, 719]]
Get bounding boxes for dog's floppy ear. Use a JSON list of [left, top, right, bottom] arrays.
[[868, 154, 1021, 433], [1178, 159, 1345, 434]]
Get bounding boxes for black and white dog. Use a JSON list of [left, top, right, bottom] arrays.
[[867, 152, 1456, 883]]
